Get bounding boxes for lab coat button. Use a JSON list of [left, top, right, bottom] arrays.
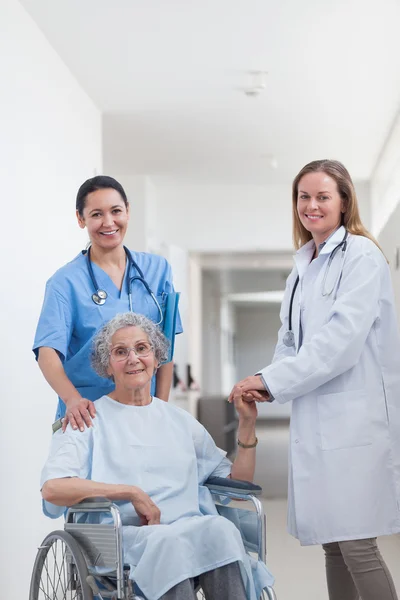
[[294, 439, 299, 444]]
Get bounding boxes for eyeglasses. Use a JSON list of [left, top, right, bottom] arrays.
[[110, 343, 153, 362]]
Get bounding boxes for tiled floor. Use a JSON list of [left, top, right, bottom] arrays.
[[255, 420, 400, 599]]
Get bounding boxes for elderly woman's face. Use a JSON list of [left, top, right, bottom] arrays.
[[107, 326, 157, 390]]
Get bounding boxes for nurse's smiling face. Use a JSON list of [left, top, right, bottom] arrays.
[[107, 326, 157, 392], [76, 188, 129, 251], [297, 171, 345, 247]]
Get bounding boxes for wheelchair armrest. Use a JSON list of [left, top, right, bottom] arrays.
[[205, 476, 262, 496], [69, 496, 114, 511]]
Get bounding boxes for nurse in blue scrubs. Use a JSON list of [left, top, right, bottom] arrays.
[[33, 175, 182, 432]]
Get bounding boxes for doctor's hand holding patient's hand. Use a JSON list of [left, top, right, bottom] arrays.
[[63, 396, 96, 432], [228, 375, 270, 405], [230, 381, 258, 482], [231, 384, 258, 421]]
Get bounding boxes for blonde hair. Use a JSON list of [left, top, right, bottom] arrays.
[[292, 159, 383, 253]]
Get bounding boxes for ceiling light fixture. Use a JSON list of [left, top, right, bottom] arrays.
[[228, 291, 285, 304]]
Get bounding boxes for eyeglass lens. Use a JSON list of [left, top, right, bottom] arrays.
[[110, 343, 152, 361]]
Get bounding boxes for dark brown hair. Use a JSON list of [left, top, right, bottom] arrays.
[[76, 175, 129, 216]]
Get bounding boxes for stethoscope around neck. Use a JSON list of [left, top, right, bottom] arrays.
[[282, 230, 349, 348], [83, 245, 163, 325]]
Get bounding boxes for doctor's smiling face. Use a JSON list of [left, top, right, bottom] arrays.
[[76, 187, 130, 252], [296, 171, 345, 248]]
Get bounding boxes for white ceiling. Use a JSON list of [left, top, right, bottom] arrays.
[[20, 0, 400, 184]]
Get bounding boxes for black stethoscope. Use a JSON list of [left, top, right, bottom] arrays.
[[84, 245, 163, 325], [283, 230, 349, 348]]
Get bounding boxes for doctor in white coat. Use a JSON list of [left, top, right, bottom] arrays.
[[229, 160, 400, 600]]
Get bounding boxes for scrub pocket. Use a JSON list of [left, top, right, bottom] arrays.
[[144, 292, 166, 324], [317, 390, 372, 451]]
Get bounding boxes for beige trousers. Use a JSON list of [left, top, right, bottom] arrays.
[[323, 538, 398, 600]]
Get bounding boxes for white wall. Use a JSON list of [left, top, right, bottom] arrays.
[[188, 257, 203, 388], [155, 183, 293, 252], [235, 304, 291, 418], [378, 201, 400, 315], [0, 0, 101, 595], [152, 180, 371, 253], [220, 298, 237, 396], [371, 111, 400, 237], [202, 271, 223, 394], [111, 175, 160, 253]]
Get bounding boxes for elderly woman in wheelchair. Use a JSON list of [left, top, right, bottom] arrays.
[[33, 313, 275, 600]]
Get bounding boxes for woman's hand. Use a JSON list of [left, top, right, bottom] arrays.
[[63, 397, 96, 432], [242, 389, 271, 403], [130, 487, 161, 525], [228, 375, 270, 404], [232, 384, 258, 422], [230, 383, 258, 482]]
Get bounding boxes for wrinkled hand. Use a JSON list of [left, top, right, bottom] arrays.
[[131, 487, 161, 526], [63, 397, 96, 432], [231, 384, 258, 420], [228, 375, 270, 405]]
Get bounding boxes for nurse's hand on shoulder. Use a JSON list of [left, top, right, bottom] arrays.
[[228, 375, 270, 405], [62, 396, 96, 432]]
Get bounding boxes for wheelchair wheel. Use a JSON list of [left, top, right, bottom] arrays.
[[30, 530, 93, 600], [261, 588, 278, 600]]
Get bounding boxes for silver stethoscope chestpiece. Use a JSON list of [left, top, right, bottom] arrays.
[[86, 246, 163, 318], [283, 330, 295, 348], [92, 290, 107, 305]]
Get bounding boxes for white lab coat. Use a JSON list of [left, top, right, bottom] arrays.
[[260, 226, 400, 545]]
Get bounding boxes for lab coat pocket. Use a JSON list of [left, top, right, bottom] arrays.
[[317, 391, 372, 451]]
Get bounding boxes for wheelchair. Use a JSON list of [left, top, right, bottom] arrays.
[[30, 477, 277, 600]]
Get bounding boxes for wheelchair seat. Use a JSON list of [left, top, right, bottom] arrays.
[[30, 478, 277, 600]]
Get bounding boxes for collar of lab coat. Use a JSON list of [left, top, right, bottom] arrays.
[[318, 225, 346, 256], [294, 225, 346, 279]]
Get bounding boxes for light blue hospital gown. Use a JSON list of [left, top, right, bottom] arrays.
[[41, 396, 274, 600], [33, 251, 183, 419]]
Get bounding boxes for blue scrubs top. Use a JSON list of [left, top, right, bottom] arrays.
[[33, 250, 183, 419]]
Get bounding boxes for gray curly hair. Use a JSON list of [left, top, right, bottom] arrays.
[[91, 312, 169, 379]]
